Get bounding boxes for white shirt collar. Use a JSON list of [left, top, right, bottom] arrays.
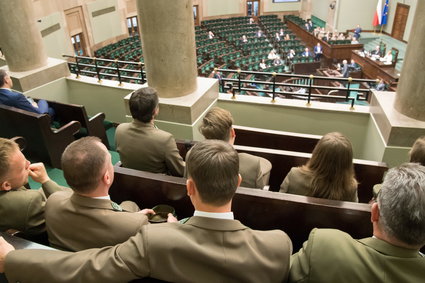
[[92, 195, 111, 200], [194, 210, 234, 220]]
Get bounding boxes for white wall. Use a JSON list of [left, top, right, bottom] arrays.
[[263, 0, 301, 12], [383, 0, 417, 41], [203, 0, 242, 17], [335, 0, 376, 32], [37, 12, 74, 59], [86, 0, 126, 44], [311, 0, 329, 21]]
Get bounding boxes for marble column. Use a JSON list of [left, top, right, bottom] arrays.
[[0, 0, 47, 72], [394, 1, 425, 121], [137, 0, 198, 98]]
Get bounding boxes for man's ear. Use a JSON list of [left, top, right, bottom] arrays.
[[0, 181, 12, 191], [237, 174, 242, 188], [102, 170, 112, 186], [153, 106, 159, 118], [371, 202, 380, 223], [186, 178, 196, 196]]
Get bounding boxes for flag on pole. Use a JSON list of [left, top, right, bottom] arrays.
[[373, 0, 383, 26], [381, 0, 389, 25]]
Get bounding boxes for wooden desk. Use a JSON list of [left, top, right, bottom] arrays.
[[351, 51, 400, 85], [286, 20, 363, 60]]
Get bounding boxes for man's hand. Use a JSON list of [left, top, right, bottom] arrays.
[[138, 209, 155, 215], [167, 213, 178, 223], [0, 237, 15, 273], [29, 163, 50, 184]]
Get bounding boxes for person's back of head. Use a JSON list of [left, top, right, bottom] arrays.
[[61, 137, 110, 194], [409, 136, 425, 166], [129, 87, 159, 123], [199, 107, 233, 142], [0, 138, 21, 190], [378, 163, 425, 249], [305, 132, 357, 200], [186, 140, 239, 206], [0, 70, 9, 88]]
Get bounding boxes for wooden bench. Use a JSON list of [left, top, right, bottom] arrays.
[[233, 125, 321, 153], [43, 100, 110, 148], [175, 141, 387, 203], [109, 165, 373, 253], [0, 104, 81, 168]]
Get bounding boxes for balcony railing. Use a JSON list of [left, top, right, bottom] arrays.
[[63, 55, 378, 109], [216, 68, 378, 108], [63, 55, 146, 85]]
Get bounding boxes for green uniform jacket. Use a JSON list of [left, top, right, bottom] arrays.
[[115, 120, 185, 177], [0, 180, 64, 235], [6, 216, 292, 283], [280, 167, 358, 202], [290, 228, 425, 283], [46, 191, 148, 251]]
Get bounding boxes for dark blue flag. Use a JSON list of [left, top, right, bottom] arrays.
[[381, 0, 389, 25]]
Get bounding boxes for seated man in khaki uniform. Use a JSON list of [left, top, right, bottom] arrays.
[[45, 137, 155, 251], [0, 138, 63, 236], [0, 140, 292, 283], [289, 163, 425, 283], [115, 87, 185, 176], [195, 107, 272, 189]]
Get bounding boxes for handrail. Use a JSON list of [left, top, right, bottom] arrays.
[[217, 68, 378, 108], [63, 55, 146, 85], [62, 55, 377, 109]]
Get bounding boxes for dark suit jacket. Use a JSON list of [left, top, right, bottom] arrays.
[[46, 191, 148, 251], [290, 228, 425, 283], [342, 63, 350, 77], [115, 120, 185, 176], [6, 216, 292, 283], [0, 88, 41, 114], [0, 181, 65, 235]]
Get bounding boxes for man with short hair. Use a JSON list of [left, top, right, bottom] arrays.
[[196, 107, 272, 189], [0, 140, 292, 282], [115, 87, 185, 176], [0, 138, 62, 235], [45, 137, 154, 251], [0, 70, 54, 116], [289, 163, 425, 283]]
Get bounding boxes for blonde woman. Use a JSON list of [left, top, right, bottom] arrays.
[[280, 132, 358, 202]]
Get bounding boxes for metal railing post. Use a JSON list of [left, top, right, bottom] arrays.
[[139, 62, 145, 84], [74, 56, 80, 78], [272, 72, 276, 102], [237, 68, 241, 96], [94, 57, 101, 83], [307, 74, 314, 106], [114, 59, 122, 86]]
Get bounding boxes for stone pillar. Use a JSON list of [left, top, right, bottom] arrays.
[[394, 1, 425, 121], [0, 0, 47, 72], [137, 0, 198, 98]]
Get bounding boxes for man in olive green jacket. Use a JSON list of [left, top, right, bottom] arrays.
[[0, 140, 292, 283], [195, 107, 271, 189], [0, 138, 64, 236], [115, 87, 185, 176], [45, 137, 154, 251], [289, 163, 425, 283]]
